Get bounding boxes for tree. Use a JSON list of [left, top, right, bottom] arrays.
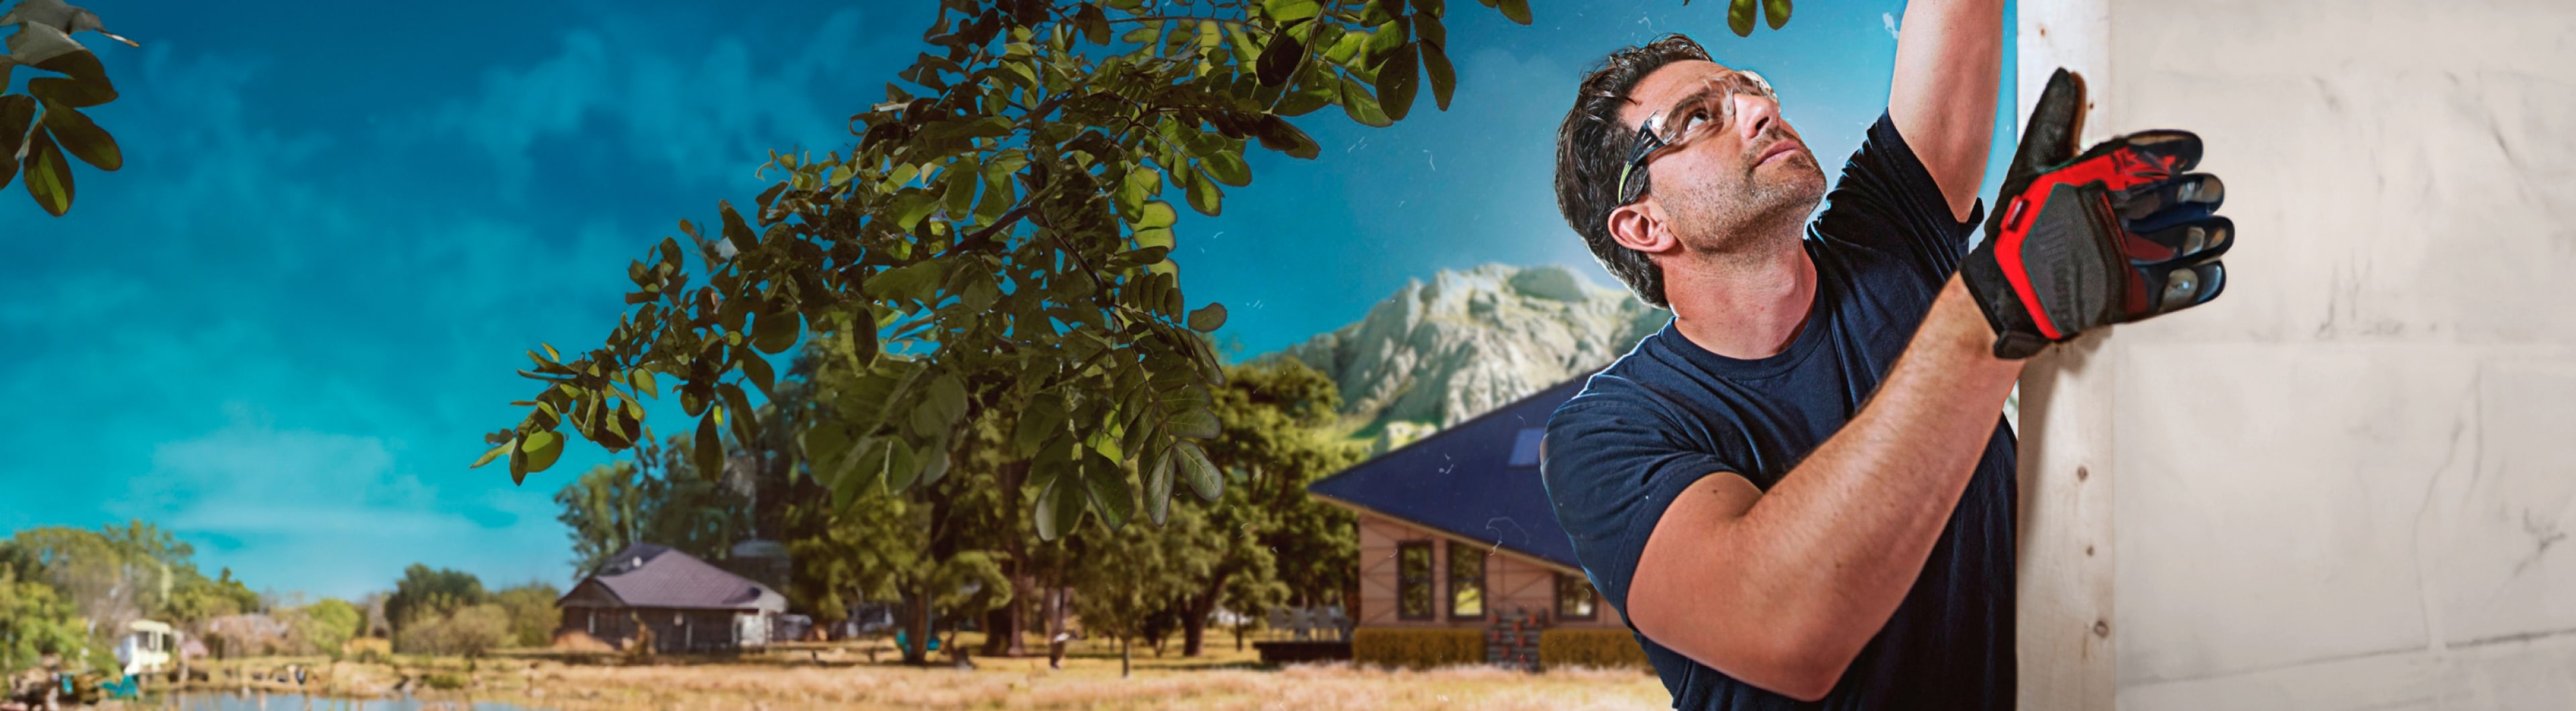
[[1164, 358, 1362, 656], [285, 598, 361, 658], [0, 563, 98, 673], [554, 437, 755, 578], [473, 0, 1538, 544], [1, 0, 138, 215], [394, 604, 511, 657], [1067, 507, 1212, 677], [490, 582, 562, 649], [781, 385, 1022, 666], [382, 565, 488, 636]]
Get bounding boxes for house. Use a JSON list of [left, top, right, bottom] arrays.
[[556, 543, 788, 653], [1305, 374, 1625, 643]]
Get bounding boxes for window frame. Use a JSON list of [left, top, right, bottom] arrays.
[[1554, 571, 1599, 620], [1446, 540, 1487, 620], [1397, 541, 1436, 620]]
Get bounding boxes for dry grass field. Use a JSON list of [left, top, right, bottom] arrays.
[[156, 635, 1672, 711]]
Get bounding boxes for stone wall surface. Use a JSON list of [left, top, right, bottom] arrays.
[[2019, 1, 2576, 709]]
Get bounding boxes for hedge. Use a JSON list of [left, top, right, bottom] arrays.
[[1538, 628, 1651, 671], [1352, 628, 1486, 669]]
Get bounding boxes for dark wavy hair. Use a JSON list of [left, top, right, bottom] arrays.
[[1552, 34, 1712, 310]]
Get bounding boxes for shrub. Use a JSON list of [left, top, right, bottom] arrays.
[[1351, 628, 1485, 669], [422, 672, 469, 690], [1538, 628, 1650, 671], [394, 604, 512, 657]]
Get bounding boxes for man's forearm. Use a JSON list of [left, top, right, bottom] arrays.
[[1723, 274, 2019, 675]]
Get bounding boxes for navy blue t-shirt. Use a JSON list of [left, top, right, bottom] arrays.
[[1541, 112, 2018, 710]]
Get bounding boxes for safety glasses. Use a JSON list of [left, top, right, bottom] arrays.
[[1613, 68, 1776, 205]]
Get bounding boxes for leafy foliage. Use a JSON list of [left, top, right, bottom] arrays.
[[1, 0, 138, 215], [287, 598, 363, 659], [476, 0, 1527, 535], [490, 582, 563, 649], [553, 439, 755, 578], [0, 564, 97, 673], [382, 564, 488, 635], [392, 603, 511, 657]]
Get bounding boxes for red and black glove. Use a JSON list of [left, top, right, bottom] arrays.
[[1962, 68, 2235, 359]]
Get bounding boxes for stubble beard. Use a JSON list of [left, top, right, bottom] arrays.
[[1662, 149, 1828, 257]]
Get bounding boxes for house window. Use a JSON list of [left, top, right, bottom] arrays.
[[1397, 541, 1434, 620], [1556, 572, 1598, 620], [1448, 541, 1486, 619]]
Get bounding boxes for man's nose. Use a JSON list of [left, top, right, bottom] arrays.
[[1733, 92, 1781, 143]]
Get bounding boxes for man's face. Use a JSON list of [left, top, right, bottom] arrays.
[[1617, 60, 1828, 253]]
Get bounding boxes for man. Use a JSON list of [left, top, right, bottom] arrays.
[[1540, 5, 2235, 709]]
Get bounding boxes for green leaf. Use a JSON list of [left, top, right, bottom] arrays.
[[1255, 34, 1305, 87], [719, 382, 759, 447], [629, 368, 660, 398], [520, 430, 566, 474], [1338, 75, 1391, 128], [1201, 150, 1250, 187], [1495, 0, 1532, 25], [1187, 303, 1229, 332], [943, 161, 979, 218], [1409, 0, 1446, 17], [695, 411, 725, 482], [916, 432, 955, 487], [1142, 445, 1175, 525], [740, 351, 775, 398], [1422, 42, 1457, 111], [1082, 456, 1134, 531], [1034, 472, 1085, 541], [804, 425, 857, 484], [1375, 42, 1421, 121], [1134, 200, 1179, 229], [1183, 167, 1223, 215], [470, 439, 513, 470], [879, 437, 920, 492], [1168, 406, 1222, 439], [751, 307, 801, 353], [1764, 0, 1793, 30], [1729, 0, 1757, 36], [869, 261, 948, 303], [924, 372, 969, 429], [1014, 396, 1067, 456], [26, 50, 116, 108], [1263, 0, 1323, 22], [37, 101, 119, 172], [22, 131, 72, 217], [1173, 439, 1222, 500], [1252, 116, 1322, 160], [1, 96, 35, 190]]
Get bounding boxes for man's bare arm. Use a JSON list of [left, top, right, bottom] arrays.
[[1888, 0, 2005, 221], [1621, 275, 2020, 701]]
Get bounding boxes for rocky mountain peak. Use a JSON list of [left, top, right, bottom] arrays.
[[1262, 264, 1666, 443]]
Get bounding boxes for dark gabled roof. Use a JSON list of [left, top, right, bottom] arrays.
[[1307, 374, 1596, 571], [560, 543, 780, 611]]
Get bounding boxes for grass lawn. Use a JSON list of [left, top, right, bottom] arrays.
[[148, 633, 1672, 710]]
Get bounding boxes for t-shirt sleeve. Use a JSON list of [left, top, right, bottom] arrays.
[[1813, 111, 1987, 281], [1540, 398, 1739, 624]]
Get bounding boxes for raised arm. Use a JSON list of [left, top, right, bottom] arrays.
[[1887, 0, 2006, 221], [1622, 276, 2020, 701]]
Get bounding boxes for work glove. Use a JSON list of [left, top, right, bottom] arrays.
[[1961, 68, 2235, 359]]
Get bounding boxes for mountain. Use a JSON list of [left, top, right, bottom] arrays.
[[1261, 264, 1666, 448]]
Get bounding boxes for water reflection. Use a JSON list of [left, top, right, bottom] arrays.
[[156, 693, 545, 711]]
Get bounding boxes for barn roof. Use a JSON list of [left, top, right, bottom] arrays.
[[1306, 374, 1595, 571], [559, 543, 786, 612]]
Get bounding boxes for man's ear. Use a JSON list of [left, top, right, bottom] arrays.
[[1606, 201, 1675, 256]]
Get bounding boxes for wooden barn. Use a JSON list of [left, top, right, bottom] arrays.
[[557, 543, 788, 653], [1305, 376, 1625, 658]]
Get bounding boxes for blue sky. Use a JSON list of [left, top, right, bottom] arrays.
[[0, 0, 2013, 600]]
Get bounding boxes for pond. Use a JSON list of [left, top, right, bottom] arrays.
[[139, 694, 547, 711]]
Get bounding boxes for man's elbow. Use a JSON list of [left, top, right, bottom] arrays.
[[1657, 613, 1860, 702]]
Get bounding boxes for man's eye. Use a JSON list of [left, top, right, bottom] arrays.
[[1680, 110, 1709, 135]]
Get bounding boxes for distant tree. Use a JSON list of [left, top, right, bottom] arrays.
[[553, 435, 755, 577], [1166, 358, 1363, 656], [490, 582, 562, 649], [1, 0, 140, 216], [393, 604, 510, 657], [0, 563, 99, 673], [382, 565, 488, 635], [285, 598, 361, 658], [1067, 510, 1208, 677]]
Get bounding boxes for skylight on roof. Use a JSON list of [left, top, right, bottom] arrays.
[[1508, 427, 1544, 468]]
